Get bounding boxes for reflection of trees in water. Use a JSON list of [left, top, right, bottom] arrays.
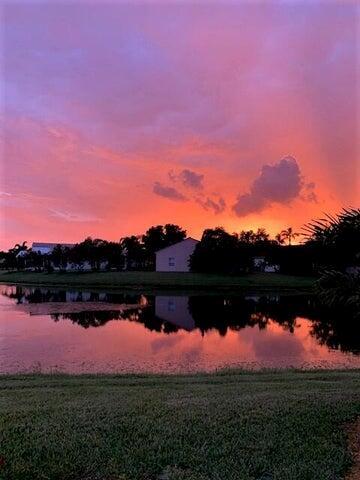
[[309, 309, 360, 354], [2, 286, 142, 305], [51, 307, 179, 334], [1, 286, 57, 304], [52, 310, 126, 328], [2, 286, 359, 354], [188, 296, 312, 336], [189, 296, 360, 354]]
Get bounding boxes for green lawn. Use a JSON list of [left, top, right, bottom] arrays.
[[1, 370, 359, 480], [0, 271, 315, 293]]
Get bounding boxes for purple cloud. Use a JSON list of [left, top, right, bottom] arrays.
[[180, 169, 204, 189], [197, 196, 226, 215], [233, 157, 312, 217], [153, 182, 187, 202], [302, 182, 318, 203], [169, 169, 204, 190]]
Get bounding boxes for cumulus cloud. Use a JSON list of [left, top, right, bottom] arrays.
[[153, 182, 187, 202], [233, 157, 313, 217], [196, 196, 226, 215], [169, 169, 204, 190]]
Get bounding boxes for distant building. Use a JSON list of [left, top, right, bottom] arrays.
[[31, 242, 93, 271], [252, 255, 280, 273], [155, 238, 199, 272], [15, 250, 29, 258], [32, 242, 75, 255]]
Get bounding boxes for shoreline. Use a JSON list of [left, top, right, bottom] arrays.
[[2, 366, 360, 378], [0, 271, 315, 294]]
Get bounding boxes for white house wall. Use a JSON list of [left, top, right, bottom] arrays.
[[155, 239, 198, 272]]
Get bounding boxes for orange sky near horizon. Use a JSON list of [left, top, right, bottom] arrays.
[[1, 1, 359, 250]]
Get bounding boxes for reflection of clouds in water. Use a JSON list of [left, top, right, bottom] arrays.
[[252, 332, 305, 362], [151, 334, 203, 364], [151, 335, 183, 354], [238, 321, 305, 363], [181, 345, 203, 364]]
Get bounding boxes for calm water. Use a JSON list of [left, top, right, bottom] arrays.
[[1, 284, 359, 373]]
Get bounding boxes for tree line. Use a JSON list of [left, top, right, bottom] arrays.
[[0, 208, 359, 276], [0, 224, 187, 272], [190, 208, 359, 276]]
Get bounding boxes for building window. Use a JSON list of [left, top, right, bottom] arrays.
[[169, 257, 175, 267]]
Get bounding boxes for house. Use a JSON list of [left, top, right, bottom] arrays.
[[15, 250, 29, 258], [32, 242, 75, 255], [252, 255, 280, 273], [155, 237, 199, 272], [32, 242, 95, 271]]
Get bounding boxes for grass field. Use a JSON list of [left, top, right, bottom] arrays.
[[0, 271, 315, 293], [1, 370, 360, 480]]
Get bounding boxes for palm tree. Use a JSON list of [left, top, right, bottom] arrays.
[[275, 233, 285, 245], [280, 227, 300, 246], [10, 241, 28, 255], [303, 207, 360, 271], [315, 269, 360, 316]]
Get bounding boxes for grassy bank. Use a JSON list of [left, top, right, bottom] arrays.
[[0, 271, 314, 293], [1, 370, 360, 480]]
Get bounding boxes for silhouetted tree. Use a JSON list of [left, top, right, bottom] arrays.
[[0, 241, 29, 270], [142, 224, 186, 269], [164, 223, 187, 245], [275, 233, 285, 245], [280, 227, 300, 246], [51, 245, 71, 271], [10, 241, 28, 256], [68, 238, 124, 271], [304, 207, 360, 271], [25, 251, 44, 271], [238, 228, 272, 245], [120, 236, 146, 270], [315, 270, 360, 318], [190, 227, 244, 274], [103, 241, 124, 270]]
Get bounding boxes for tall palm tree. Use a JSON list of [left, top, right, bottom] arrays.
[[280, 227, 300, 246]]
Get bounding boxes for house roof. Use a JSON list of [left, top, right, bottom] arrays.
[[155, 237, 199, 254], [32, 242, 75, 249]]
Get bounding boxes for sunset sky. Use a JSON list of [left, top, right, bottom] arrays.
[[1, 1, 359, 250]]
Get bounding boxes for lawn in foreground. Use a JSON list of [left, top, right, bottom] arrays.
[[0, 271, 314, 292], [1, 370, 360, 480]]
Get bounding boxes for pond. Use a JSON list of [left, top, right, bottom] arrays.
[[1, 284, 359, 373]]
